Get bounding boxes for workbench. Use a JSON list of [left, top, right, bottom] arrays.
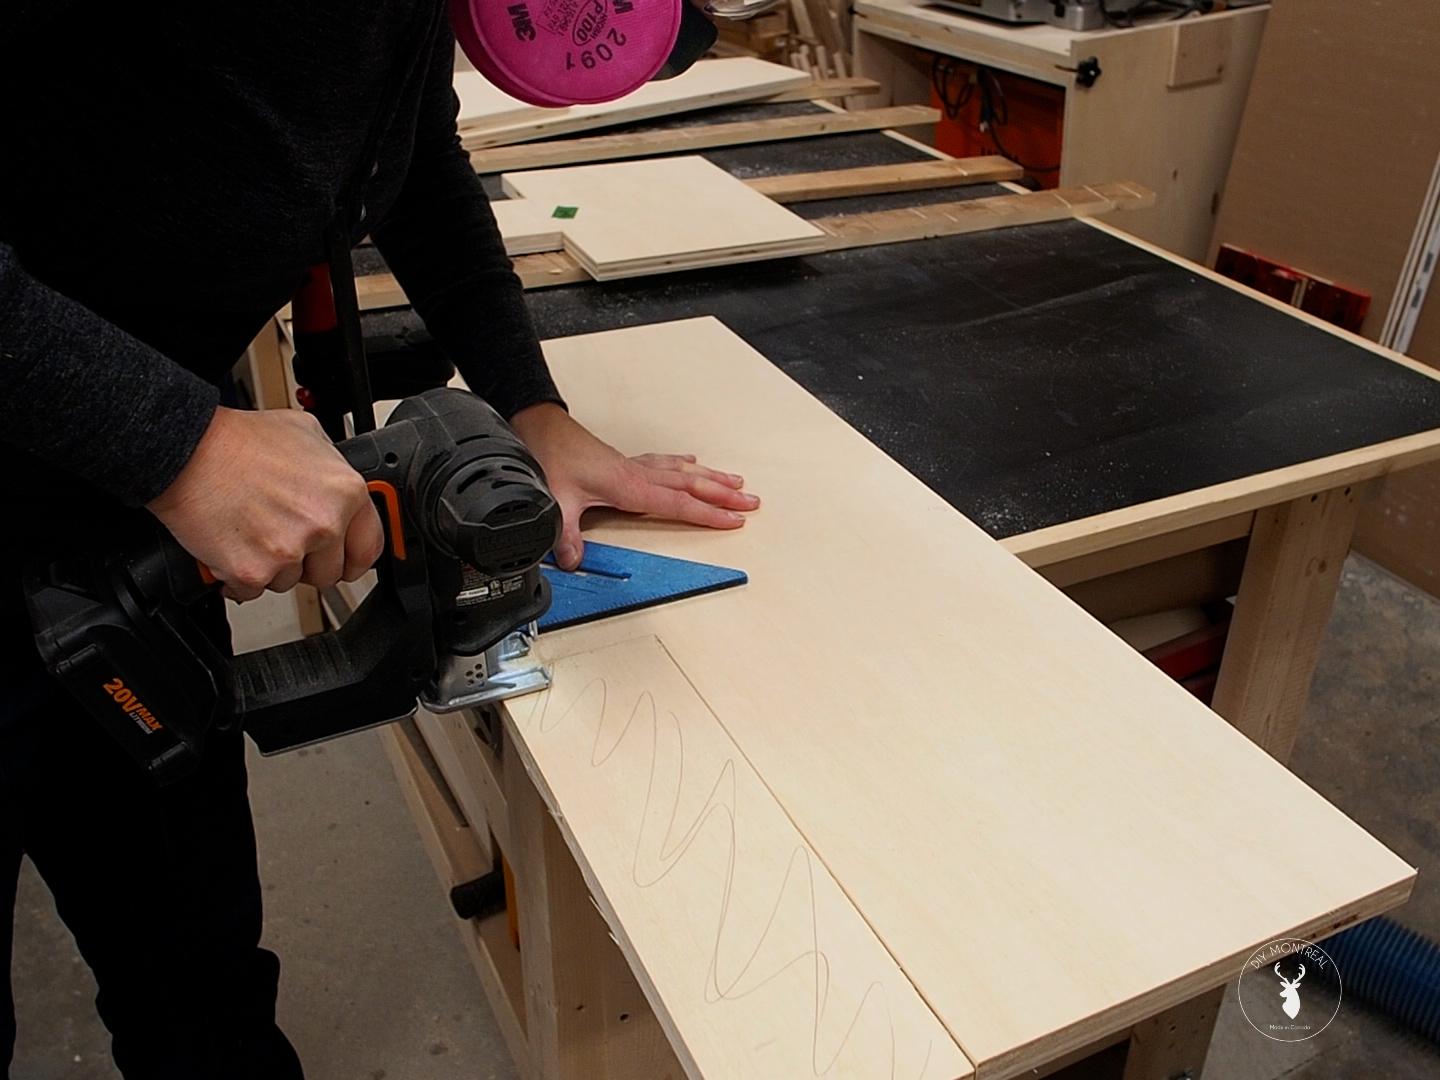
[[340, 99, 1440, 1079], [848, 0, 1270, 260]]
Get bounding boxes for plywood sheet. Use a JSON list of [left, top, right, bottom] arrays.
[[527, 317, 1415, 1077], [459, 58, 808, 148], [507, 636, 973, 1080], [501, 157, 826, 279]]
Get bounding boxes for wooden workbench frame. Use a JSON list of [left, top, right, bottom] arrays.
[[372, 482, 1380, 1080], [379, 713, 686, 1080], [380, 702, 1230, 1080], [368, 348, 1440, 1080]]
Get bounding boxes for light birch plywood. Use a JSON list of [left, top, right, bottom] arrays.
[[458, 58, 809, 149], [488, 156, 1025, 260], [523, 317, 1415, 1078], [468, 105, 940, 173], [501, 157, 826, 280], [506, 635, 973, 1080], [491, 199, 567, 256]]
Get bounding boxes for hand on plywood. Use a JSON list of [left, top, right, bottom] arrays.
[[509, 403, 759, 569]]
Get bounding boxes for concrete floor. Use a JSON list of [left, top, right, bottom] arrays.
[[11, 554, 1440, 1079]]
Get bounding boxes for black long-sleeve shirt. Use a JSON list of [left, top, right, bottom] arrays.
[[0, 1, 562, 564]]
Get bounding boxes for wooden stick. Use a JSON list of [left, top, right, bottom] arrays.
[[747, 155, 1023, 203], [814, 44, 833, 80], [789, 0, 817, 41], [815, 182, 1157, 250], [468, 105, 939, 173]]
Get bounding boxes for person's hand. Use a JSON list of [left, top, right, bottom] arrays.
[[509, 403, 759, 570], [147, 407, 385, 601]]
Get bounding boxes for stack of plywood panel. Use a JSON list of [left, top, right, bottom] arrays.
[[499, 157, 827, 280]]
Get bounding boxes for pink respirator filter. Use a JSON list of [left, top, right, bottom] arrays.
[[452, 0, 684, 107]]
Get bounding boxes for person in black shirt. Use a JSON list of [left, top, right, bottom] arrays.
[[0, 4, 758, 1076]]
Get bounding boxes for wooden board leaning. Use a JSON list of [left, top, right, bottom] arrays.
[[468, 105, 940, 173], [458, 58, 810, 149]]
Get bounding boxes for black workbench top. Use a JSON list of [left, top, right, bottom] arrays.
[[360, 102, 1440, 539]]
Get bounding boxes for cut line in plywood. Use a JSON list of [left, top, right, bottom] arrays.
[[458, 58, 809, 150], [501, 157, 827, 280], [506, 635, 973, 1080]]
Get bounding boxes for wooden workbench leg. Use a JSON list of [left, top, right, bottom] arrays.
[[1211, 484, 1364, 762], [503, 743, 684, 1080], [1121, 985, 1225, 1080]]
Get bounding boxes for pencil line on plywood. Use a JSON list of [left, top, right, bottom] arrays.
[[516, 671, 936, 1078]]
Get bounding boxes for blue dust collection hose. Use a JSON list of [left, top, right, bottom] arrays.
[[1324, 916, 1440, 1043]]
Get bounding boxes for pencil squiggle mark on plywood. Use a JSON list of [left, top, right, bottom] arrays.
[[527, 672, 937, 1079]]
